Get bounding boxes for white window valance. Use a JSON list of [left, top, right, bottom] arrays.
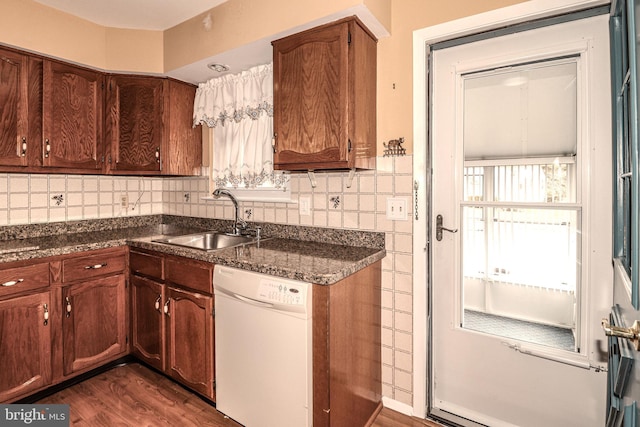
[[193, 63, 286, 189]]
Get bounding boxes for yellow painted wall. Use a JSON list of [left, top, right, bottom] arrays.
[[0, 0, 163, 72], [0, 0, 526, 155], [376, 0, 525, 154], [163, 0, 364, 72], [105, 28, 164, 74]]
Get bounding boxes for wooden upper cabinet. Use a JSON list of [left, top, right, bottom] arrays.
[[106, 75, 202, 176], [106, 75, 164, 173], [272, 16, 377, 171], [162, 79, 202, 176], [43, 60, 103, 171], [0, 48, 28, 167]]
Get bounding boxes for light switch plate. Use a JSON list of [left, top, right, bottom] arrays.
[[299, 196, 311, 216], [386, 198, 408, 220]]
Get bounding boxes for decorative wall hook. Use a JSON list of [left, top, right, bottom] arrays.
[[383, 137, 406, 157]]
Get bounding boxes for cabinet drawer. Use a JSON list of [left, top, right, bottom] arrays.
[[130, 250, 164, 280], [0, 262, 49, 298], [165, 257, 212, 294], [62, 251, 126, 283]]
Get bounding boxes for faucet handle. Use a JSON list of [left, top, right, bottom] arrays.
[[243, 225, 262, 239]]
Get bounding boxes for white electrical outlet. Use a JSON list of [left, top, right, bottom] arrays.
[[386, 198, 408, 220], [299, 196, 311, 216], [120, 194, 129, 209]]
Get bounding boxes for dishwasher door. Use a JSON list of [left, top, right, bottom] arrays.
[[213, 265, 312, 427]]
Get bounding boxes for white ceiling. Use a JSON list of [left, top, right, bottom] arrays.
[[33, 0, 228, 30]]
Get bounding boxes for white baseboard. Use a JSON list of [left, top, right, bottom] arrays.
[[382, 396, 414, 416]]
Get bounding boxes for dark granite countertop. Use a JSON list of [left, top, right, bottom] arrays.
[[0, 215, 386, 285]]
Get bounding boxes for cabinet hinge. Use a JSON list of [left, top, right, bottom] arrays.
[[348, 32, 352, 45], [212, 308, 215, 317], [126, 335, 129, 344], [213, 380, 216, 390], [348, 139, 352, 153]]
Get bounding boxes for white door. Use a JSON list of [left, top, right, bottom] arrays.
[[431, 15, 612, 427]]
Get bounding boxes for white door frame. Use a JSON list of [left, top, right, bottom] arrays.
[[411, 0, 610, 418]]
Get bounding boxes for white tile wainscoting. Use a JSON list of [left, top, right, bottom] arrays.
[[0, 155, 416, 406]]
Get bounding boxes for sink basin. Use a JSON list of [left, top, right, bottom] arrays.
[[152, 232, 258, 251]]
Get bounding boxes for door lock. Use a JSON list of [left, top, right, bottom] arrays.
[[602, 318, 640, 350], [436, 214, 458, 241]]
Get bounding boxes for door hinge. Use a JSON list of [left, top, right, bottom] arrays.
[[348, 139, 352, 152], [348, 32, 352, 45]]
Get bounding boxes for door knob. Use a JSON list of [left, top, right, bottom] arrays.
[[436, 214, 458, 241], [602, 318, 640, 350]]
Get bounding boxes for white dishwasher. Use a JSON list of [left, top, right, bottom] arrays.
[[213, 265, 312, 427]]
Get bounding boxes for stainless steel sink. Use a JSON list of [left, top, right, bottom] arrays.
[[151, 232, 258, 251]]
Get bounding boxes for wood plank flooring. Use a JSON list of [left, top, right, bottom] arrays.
[[37, 363, 444, 427]]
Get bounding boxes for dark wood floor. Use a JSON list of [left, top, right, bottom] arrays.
[[37, 363, 442, 427]]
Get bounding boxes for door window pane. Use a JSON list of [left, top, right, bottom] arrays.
[[461, 59, 580, 351]]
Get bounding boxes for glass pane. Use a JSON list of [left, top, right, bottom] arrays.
[[461, 59, 580, 351]]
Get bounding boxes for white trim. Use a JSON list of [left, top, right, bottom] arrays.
[[382, 396, 414, 416], [412, 0, 609, 419]]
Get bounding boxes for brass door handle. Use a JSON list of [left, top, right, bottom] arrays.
[[602, 318, 640, 350]]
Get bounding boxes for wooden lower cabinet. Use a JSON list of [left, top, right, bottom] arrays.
[[62, 274, 127, 375], [165, 286, 214, 399], [0, 291, 52, 402], [131, 275, 164, 371], [0, 246, 128, 403], [313, 261, 382, 427], [130, 249, 215, 401]]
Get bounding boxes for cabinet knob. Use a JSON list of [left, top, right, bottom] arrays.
[[44, 139, 51, 158], [155, 147, 160, 163], [154, 295, 161, 311], [163, 299, 170, 316], [65, 296, 72, 317], [20, 137, 26, 157], [43, 303, 49, 326]]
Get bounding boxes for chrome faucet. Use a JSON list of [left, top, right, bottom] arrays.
[[212, 188, 247, 235]]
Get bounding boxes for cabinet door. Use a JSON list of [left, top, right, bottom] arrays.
[[165, 286, 214, 400], [273, 20, 350, 169], [162, 80, 202, 176], [106, 75, 164, 173], [43, 61, 103, 170], [0, 292, 51, 402], [62, 275, 126, 375], [131, 276, 164, 371], [0, 48, 28, 167]]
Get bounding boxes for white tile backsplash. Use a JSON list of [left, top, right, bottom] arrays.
[[0, 155, 416, 407]]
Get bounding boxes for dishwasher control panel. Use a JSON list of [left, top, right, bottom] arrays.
[[257, 279, 305, 305]]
